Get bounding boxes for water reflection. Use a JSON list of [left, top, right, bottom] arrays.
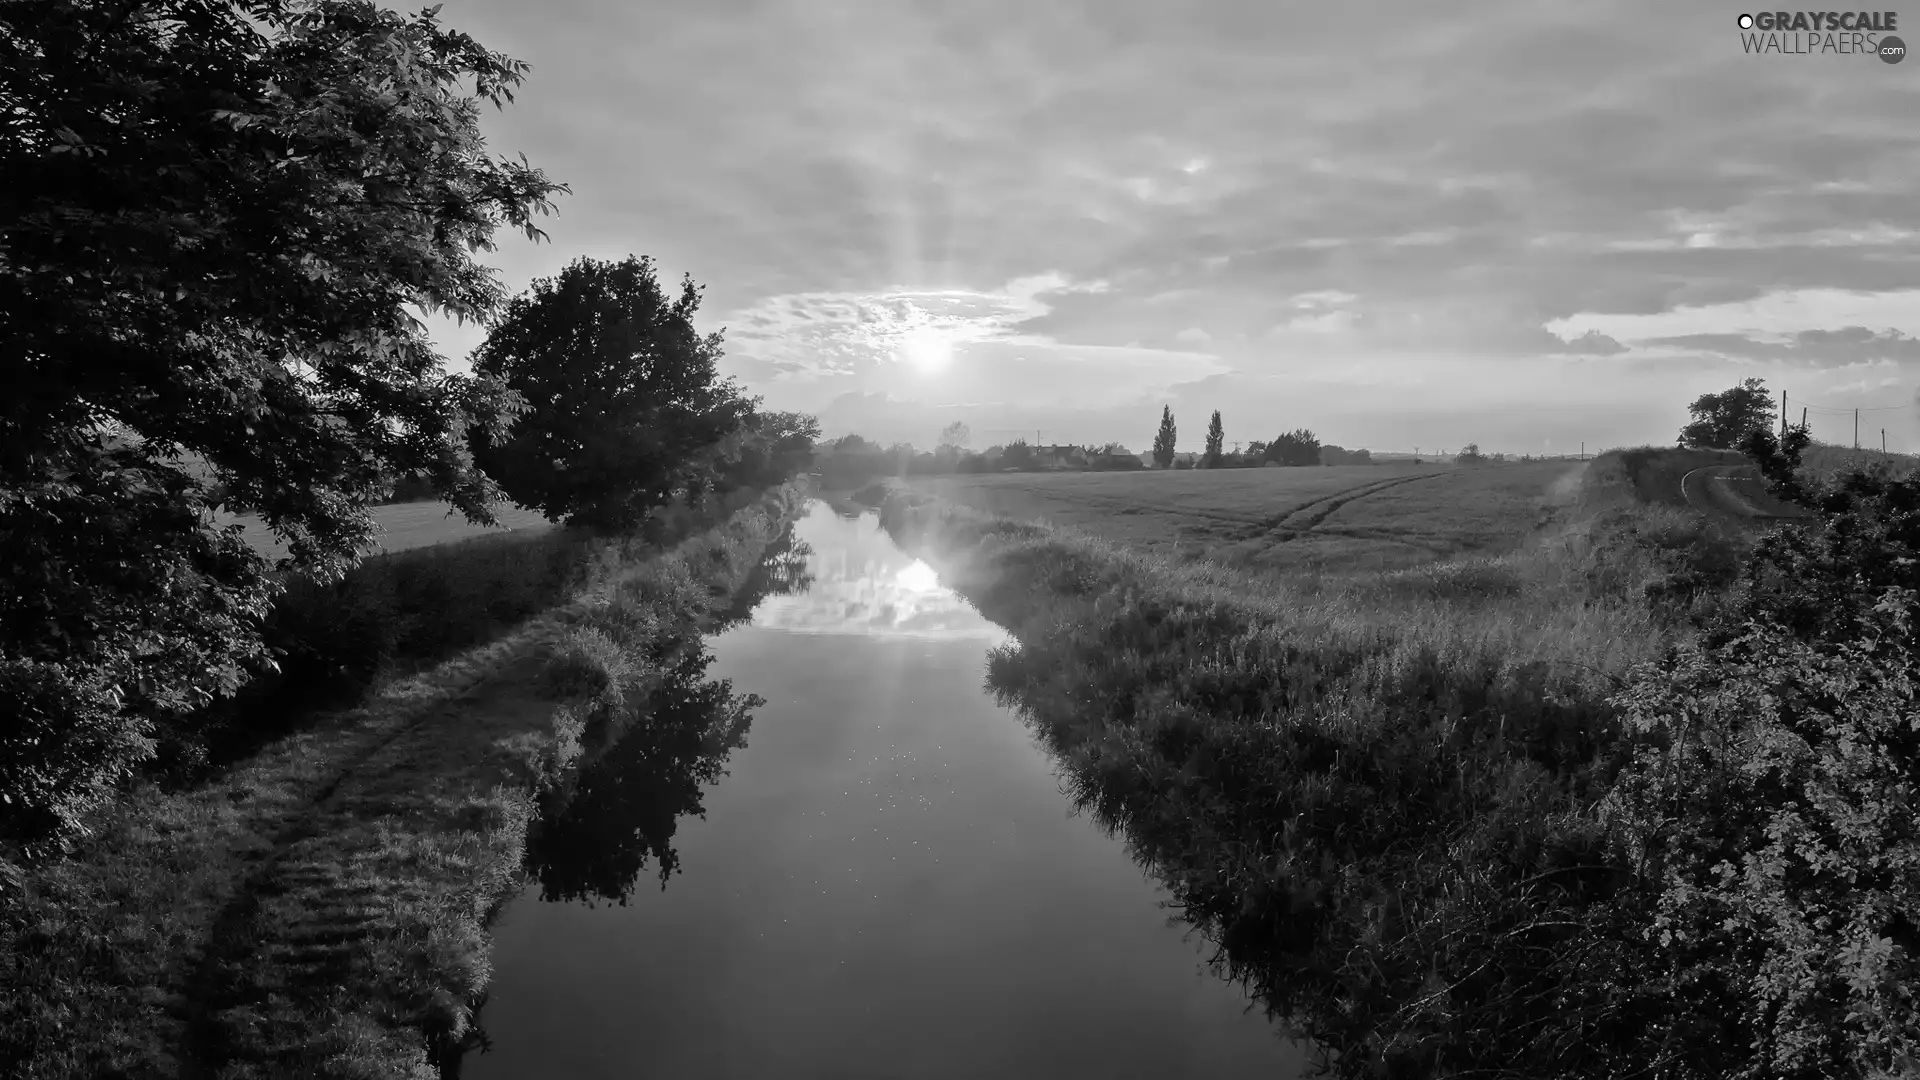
[[748, 503, 1011, 643], [526, 645, 759, 906], [526, 523, 818, 907], [459, 501, 1302, 1079]]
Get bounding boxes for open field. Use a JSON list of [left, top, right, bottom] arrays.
[[902, 461, 1587, 573], [214, 501, 555, 560]]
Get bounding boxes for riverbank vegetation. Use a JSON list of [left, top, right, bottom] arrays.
[[2, 3, 823, 1075], [1, 483, 810, 1079], [878, 434, 1919, 1079]]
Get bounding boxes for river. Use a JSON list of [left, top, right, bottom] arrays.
[[458, 500, 1307, 1079]]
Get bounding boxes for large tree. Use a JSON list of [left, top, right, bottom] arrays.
[[1203, 410, 1225, 468], [1680, 377, 1775, 450], [1152, 405, 1177, 468], [470, 256, 756, 531], [1, 0, 565, 855]]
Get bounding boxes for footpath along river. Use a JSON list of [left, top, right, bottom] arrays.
[[457, 500, 1306, 1079]]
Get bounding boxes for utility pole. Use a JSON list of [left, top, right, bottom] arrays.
[[1780, 390, 1787, 436], [1580, 440, 1585, 460], [1801, 406, 1807, 430], [1883, 428, 1888, 454], [1855, 409, 1860, 450]]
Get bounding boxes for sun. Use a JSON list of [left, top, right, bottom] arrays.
[[898, 327, 953, 371], [894, 560, 940, 594]]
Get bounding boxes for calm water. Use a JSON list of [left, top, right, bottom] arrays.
[[460, 501, 1306, 1079]]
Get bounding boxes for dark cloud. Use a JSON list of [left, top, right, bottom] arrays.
[[1644, 328, 1920, 365]]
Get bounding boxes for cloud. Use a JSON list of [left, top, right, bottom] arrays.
[[1556, 330, 1629, 356], [1639, 327, 1920, 366], [412, 0, 1920, 451]]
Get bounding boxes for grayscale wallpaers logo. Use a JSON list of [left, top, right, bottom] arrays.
[[1737, 10, 1905, 60]]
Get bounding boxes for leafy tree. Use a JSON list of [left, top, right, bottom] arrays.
[[1456, 442, 1486, 463], [1002, 438, 1037, 471], [938, 421, 970, 450], [1, 0, 564, 856], [691, 410, 820, 496], [1680, 377, 1775, 450], [1245, 439, 1268, 461], [1739, 421, 1816, 508], [470, 256, 755, 532], [1152, 405, 1177, 468], [1265, 428, 1322, 466], [1203, 410, 1225, 468]]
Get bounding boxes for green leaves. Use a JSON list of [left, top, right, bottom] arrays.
[[1605, 466, 1920, 1078], [468, 256, 756, 534], [1, 0, 565, 854]]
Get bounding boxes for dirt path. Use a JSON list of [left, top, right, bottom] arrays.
[[1680, 464, 1813, 520]]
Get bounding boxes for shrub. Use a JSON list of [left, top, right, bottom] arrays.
[[1604, 461, 1920, 1079]]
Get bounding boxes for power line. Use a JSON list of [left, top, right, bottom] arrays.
[[1787, 396, 1908, 413]]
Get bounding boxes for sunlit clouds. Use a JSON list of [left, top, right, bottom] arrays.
[[420, 0, 1920, 452]]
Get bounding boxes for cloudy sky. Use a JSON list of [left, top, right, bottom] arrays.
[[423, 0, 1920, 455]]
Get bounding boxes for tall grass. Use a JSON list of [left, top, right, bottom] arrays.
[[874, 455, 1746, 1077]]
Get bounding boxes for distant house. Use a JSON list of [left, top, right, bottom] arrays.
[[1033, 444, 1090, 469]]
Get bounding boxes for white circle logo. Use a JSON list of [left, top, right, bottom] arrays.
[[1737, 13, 1755, 28]]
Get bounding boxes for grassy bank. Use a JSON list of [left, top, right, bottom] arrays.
[[0, 482, 810, 1080], [873, 458, 1740, 1077]]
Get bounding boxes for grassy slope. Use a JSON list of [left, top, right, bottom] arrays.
[[2, 484, 809, 1080], [872, 450, 1747, 1075]]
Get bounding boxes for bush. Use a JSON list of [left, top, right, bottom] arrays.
[[1604, 460, 1920, 1079]]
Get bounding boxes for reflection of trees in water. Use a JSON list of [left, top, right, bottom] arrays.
[[526, 643, 761, 906], [713, 524, 815, 631], [526, 531, 809, 907]]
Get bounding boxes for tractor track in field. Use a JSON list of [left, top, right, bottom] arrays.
[[980, 483, 1274, 529], [1257, 472, 1450, 543]]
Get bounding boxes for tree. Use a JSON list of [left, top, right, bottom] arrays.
[[1203, 410, 1225, 468], [1152, 406, 1178, 468], [1265, 429, 1322, 466], [938, 421, 970, 450], [1, 0, 565, 855], [690, 410, 820, 495], [1002, 438, 1036, 471], [1456, 442, 1486, 463], [470, 256, 755, 531], [1680, 377, 1775, 450]]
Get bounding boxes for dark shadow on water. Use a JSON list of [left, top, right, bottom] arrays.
[[525, 643, 761, 906], [440, 528, 812, 1077], [528, 523, 815, 907]]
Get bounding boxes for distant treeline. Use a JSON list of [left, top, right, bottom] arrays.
[[810, 432, 1378, 487]]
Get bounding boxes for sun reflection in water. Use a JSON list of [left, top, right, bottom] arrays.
[[747, 505, 1009, 642]]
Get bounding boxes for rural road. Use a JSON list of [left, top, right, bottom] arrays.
[[1680, 464, 1812, 520]]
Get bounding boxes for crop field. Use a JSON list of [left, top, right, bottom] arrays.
[[904, 461, 1587, 573], [216, 501, 555, 560]]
